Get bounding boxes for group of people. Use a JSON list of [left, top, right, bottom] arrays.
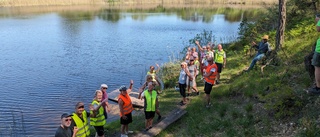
[[55, 37, 277, 136], [55, 84, 112, 137], [55, 64, 164, 137], [178, 40, 227, 107]]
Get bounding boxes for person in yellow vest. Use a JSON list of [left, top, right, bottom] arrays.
[[69, 102, 94, 137], [118, 80, 134, 137], [138, 82, 159, 131], [214, 44, 226, 84], [203, 57, 218, 108], [147, 63, 162, 93], [139, 75, 163, 121], [90, 90, 109, 137]]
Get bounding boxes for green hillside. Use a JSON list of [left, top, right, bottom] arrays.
[[155, 0, 320, 136]]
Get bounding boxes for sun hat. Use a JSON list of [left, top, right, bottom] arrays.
[[100, 84, 108, 88], [262, 35, 269, 40]]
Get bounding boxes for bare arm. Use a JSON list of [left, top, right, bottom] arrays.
[[118, 98, 126, 119], [195, 40, 203, 51], [127, 80, 133, 94], [316, 17, 320, 32], [155, 63, 160, 73]]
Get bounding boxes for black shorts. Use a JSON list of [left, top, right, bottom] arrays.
[[204, 82, 213, 94], [216, 63, 223, 73], [145, 111, 155, 119], [120, 113, 132, 125], [94, 126, 104, 136]]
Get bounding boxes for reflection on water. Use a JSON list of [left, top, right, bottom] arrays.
[[0, 5, 262, 137]]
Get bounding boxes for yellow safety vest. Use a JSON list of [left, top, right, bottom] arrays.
[[144, 90, 157, 111], [90, 100, 106, 126], [72, 112, 90, 137], [147, 71, 157, 82], [215, 50, 225, 64]]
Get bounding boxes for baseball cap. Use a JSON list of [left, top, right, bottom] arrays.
[[119, 85, 127, 91], [61, 113, 73, 119]]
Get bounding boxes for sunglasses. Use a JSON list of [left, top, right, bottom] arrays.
[[78, 106, 84, 109], [65, 118, 72, 122], [102, 87, 107, 89]]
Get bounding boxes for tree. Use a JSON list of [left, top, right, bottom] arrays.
[[275, 0, 286, 51]]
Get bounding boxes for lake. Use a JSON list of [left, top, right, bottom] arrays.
[[0, 5, 260, 136]]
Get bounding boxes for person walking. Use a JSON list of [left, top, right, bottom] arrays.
[[69, 102, 92, 137], [214, 44, 226, 84], [308, 16, 320, 94], [138, 82, 159, 131], [55, 113, 78, 137], [90, 90, 108, 137], [118, 80, 134, 137], [203, 57, 218, 108]]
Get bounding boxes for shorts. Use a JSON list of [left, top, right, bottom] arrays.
[[94, 126, 104, 136], [145, 111, 155, 119], [120, 113, 132, 125], [312, 52, 320, 67], [216, 63, 223, 73], [204, 82, 213, 94]]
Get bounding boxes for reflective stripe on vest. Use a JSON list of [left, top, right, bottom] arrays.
[[214, 50, 225, 63], [144, 90, 157, 111], [204, 64, 217, 84], [72, 112, 90, 137], [118, 93, 134, 117], [90, 100, 106, 126]]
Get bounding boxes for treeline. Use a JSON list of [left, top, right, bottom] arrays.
[[0, 0, 277, 7]]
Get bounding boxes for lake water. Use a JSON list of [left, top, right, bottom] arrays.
[[0, 5, 255, 136]]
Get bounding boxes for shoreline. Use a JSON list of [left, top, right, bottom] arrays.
[[0, 0, 277, 7]]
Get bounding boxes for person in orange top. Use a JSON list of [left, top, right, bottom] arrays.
[[118, 80, 134, 137], [203, 57, 218, 108]]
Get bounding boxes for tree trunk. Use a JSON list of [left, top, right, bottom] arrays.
[[275, 0, 286, 51]]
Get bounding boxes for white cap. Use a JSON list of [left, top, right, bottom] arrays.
[[100, 84, 108, 88]]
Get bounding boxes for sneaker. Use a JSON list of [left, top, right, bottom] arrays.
[[186, 93, 190, 97], [216, 80, 220, 84], [125, 131, 133, 134], [307, 87, 320, 95], [121, 134, 128, 137], [196, 92, 200, 96], [179, 102, 186, 106], [205, 103, 212, 108], [157, 115, 162, 121]]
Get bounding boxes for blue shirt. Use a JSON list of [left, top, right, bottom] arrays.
[[256, 41, 270, 54]]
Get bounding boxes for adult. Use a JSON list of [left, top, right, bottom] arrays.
[[139, 75, 162, 121], [100, 84, 111, 121], [186, 58, 199, 96], [138, 82, 159, 131], [70, 102, 92, 137], [194, 56, 200, 78], [147, 63, 162, 93], [195, 40, 211, 76], [90, 90, 108, 137], [245, 35, 271, 71], [203, 57, 218, 108], [118, 80, 134, 137], [178, 62, 193, 105], [308, 16, 320, 94], [55, 113, 77, 137], [214, 44, 226, 84]]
